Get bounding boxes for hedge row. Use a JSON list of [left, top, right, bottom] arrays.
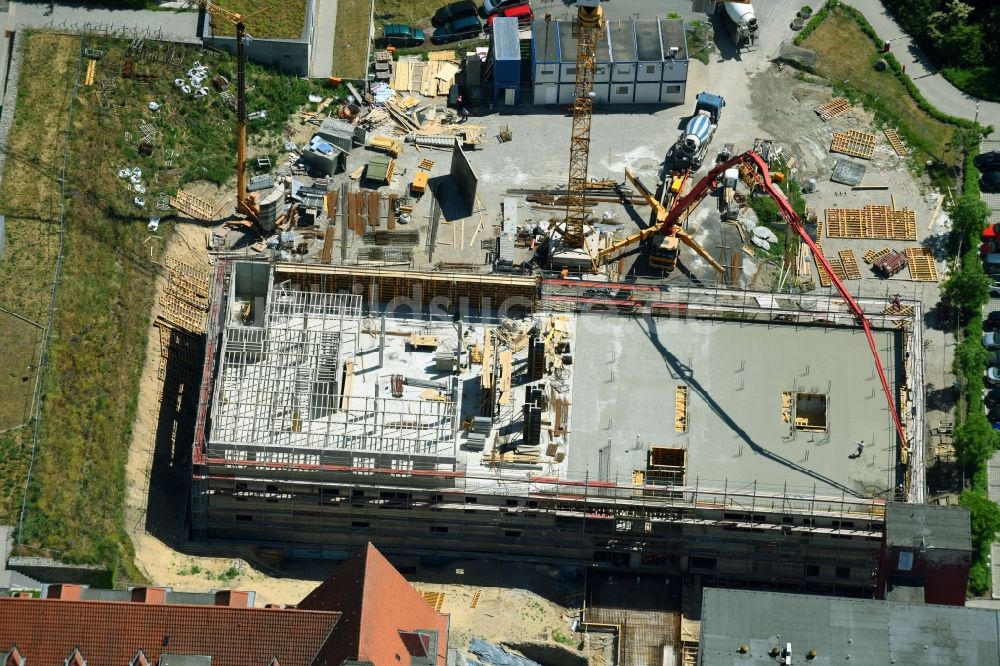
[[944, 152, 1000, 595]]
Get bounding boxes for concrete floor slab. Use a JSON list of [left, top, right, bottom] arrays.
[[568, 314, 901, 497]]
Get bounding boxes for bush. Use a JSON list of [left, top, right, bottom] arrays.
[[793, 0, 833, 45]]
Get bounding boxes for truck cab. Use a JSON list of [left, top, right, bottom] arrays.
[[694, 92, 725, 123]]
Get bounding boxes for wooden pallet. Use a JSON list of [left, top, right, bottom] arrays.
[[905, 247, 938, 281], [815, 250, 836, 286], [863, 247, 892, 264], [883, 303, 915, 316], [84, 59, 97, 86], [825, 205, 916, 240], [830, 129, 877, 159], [883, 128, 908, 156], [675, 386, 689, 433], [838, 249, 862, 279], [170, 190, 214, 221], [419, 591, 445, 612], [814, 97, 850, 121], [418, 158, 436, 171]]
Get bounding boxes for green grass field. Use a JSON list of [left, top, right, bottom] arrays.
[[333, 0, 373, 79], [801, 5, 957, 165], [208, 0, 309, 39], [376, 0, 442, 26], [4, 31, 319, 580]]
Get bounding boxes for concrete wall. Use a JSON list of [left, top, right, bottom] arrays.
[[611, 62, 635, 82], [198, 473, 884, 597], [610, 82, 634, 104], [662, 59, 688, 82], [449, 143, 478, 217], [533, 63, 559, 84], [533, 83, 557, 105], [635, 61, 661, 82], [660, 82, 685, 104], [201, 0, 314, 77], [634, 82, 660, 104]]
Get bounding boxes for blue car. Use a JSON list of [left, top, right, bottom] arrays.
[[432, 14, 482, 44]]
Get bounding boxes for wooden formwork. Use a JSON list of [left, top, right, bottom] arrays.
[[905, 247, 938, 281], [863, 247, 891, 264], [675, 386, 689, 433], [838, 249, 862, 279], [158, 259, 209, 335], [825, 205, 916, 241], [825, 208, 865, 238], [883, 128, 908, 156], [170, 190, 215, 221], [814, 97, 850, 121], [813, 217, 833, 287], [830, 129, 877, 159]]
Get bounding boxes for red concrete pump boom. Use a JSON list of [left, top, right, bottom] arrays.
[[659, 151, 908, 453]]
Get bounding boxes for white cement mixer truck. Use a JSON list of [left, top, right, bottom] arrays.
[[719, 1, 759, 48]]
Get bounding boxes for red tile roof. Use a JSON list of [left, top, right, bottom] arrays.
[[0, 598, 340, 666], [299, 543, 450, 666]]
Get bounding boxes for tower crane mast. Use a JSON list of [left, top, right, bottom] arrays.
[[560, 0, 606, 258], [194, 1, 260, 223]]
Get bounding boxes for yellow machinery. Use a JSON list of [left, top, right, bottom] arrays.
[[598, 169, 725, 274], [557, 0, 607, 265]]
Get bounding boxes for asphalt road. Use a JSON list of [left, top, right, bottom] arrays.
[[837, 0, 998, 133]]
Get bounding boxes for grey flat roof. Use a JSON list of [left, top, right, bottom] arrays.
[[699, 588, 1000, 665], [557, 19, 611, 63], [531, 20, 560, 63], [634, 19, 663, 62], [660, 18, 687, 61], [885, 503, 972, 551], [606, 19, 636, 62], [492, 17, 520, 61], [568, 316, 900, 497]]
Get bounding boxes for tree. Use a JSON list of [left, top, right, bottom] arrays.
[[954, 412, 998, 466], [941, 249, 992, 321], [960, 490, 1000, 546], [950, 194, 990, 253]]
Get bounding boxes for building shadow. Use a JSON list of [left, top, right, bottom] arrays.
[[637, 316, 863, 496]]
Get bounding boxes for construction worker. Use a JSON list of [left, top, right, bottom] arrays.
[[855, 440, 865, 456]]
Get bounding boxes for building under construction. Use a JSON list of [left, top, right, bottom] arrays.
[[191, 261, 937, 596]]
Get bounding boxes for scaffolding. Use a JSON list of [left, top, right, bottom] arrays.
[[190, 261, 928, 595], [209, 286, 457, 462]]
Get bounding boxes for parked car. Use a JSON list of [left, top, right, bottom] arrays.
[[431, 14, 483, 43], [987, 366, 1000, 385], [984, 331, 1000, 350], [382, 24, 425, 47], [986, 387, 1000, 407], [982, 170, 1000, 192], [433, 0, 478, 26], [974, 150, 1000, 171], [987, 311, 1000, 329], [987, 350, 1000, 367], [983, 223, 1000, 239], [482, 0, 526, 15], [485, 2, 533, 31], [991, 283, 1000, 299]]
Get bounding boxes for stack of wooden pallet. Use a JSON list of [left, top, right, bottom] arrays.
[[830, 129, 877, 159], [814, 97, 850, 121]]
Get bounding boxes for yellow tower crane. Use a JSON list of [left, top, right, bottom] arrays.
[[558, 0, 606, 266], [195, 1, 260, 224]]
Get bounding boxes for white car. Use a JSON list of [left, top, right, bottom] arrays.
[[987, 366, 1000, 386], [482, 0, 525, 15], [985, 332, 1000, 350]]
